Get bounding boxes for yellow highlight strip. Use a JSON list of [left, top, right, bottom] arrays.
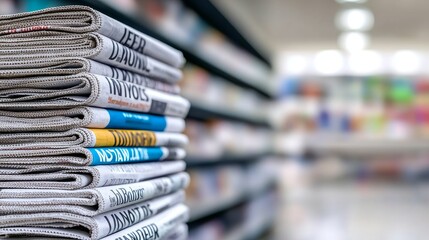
[[89, 129, 156, 147]]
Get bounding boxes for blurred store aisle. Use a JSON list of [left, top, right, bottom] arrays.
[[276, 160, 429, 240]]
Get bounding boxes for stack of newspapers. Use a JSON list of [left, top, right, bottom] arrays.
[[0, 5, 190, 240]]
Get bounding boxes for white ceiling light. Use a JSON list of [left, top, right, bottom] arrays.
[[348, 50, 383, 75], [285, 55, 308, 75], [314, 50, 344, 75], [338, 32, 369, 52], [336, 8, 374, 31], [391, 50, 422, 75], [336, 0, 367, 3]]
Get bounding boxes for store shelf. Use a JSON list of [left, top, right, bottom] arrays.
[[243, 217, 274, 240], [187, 178, 276, 224], [225, 215, 274, 240], [180, 0, 271, 68], [189, 194, 244, 223], [186, 151, 272, 167], [187, 101, 272, 128], [184, 52, 274, 99], [306, 137, 429, 156], [65, 0, 274, 99]]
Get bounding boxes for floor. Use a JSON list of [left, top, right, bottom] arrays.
[[275, 162, 429, 240]]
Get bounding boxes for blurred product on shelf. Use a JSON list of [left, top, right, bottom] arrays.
[[181, 64, 268, 118], [311, 154, 429, 182], [128, 0, 271, 86], [186, 159, 278, 220], [185, 119, 273, 158], [277, 76, 429, 139]]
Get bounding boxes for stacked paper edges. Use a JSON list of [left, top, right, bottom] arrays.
[[0, 5, 190, 240]]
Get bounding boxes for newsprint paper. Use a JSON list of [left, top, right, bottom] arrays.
[[0, 5, 185, 68]]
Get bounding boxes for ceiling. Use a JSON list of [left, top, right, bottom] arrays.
[[213, 0, 429, 55]]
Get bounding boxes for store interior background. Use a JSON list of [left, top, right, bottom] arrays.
[[2, 0, 429, 239]]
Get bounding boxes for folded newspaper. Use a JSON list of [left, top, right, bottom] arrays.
[[0, 33, 182, 83], [0, 204, 188, 240], [0, 172, 189, 216], [0, 161, 186, 189], [0, 73, 190, 117], [0, 5, 185, 68], [0, 106, 185, 133], [0, 128, 188, 149], [0, 146, 186, 166], [101, 204, 189, 240], [0, 57, 180, 94], [0, 191, 185, 239]]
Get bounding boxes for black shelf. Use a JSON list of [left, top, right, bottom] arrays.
[[244, 218, 274, 240], [186, 151, 271, 167], [187, 179, 276, 227], [187, 101, 272, 128], [64, 0, 274, 99], [183, 50, 274, 99], [181, 0, 271, 68]]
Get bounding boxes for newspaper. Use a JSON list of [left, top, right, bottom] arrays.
[[0, 128, 188, 149], [0, 33, 182, 83], [100, 204, 189, 240], [0, 161, 186, 190], [0, 172, 189, 217], [0, 5, 185, 68], [0, 73, 190, 118], [0, 57, 180, 94], [0, 204, 188, 240], [0, 191, 185, 239], [0, 147, 186, 166], [0, 106, 185, 133]]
